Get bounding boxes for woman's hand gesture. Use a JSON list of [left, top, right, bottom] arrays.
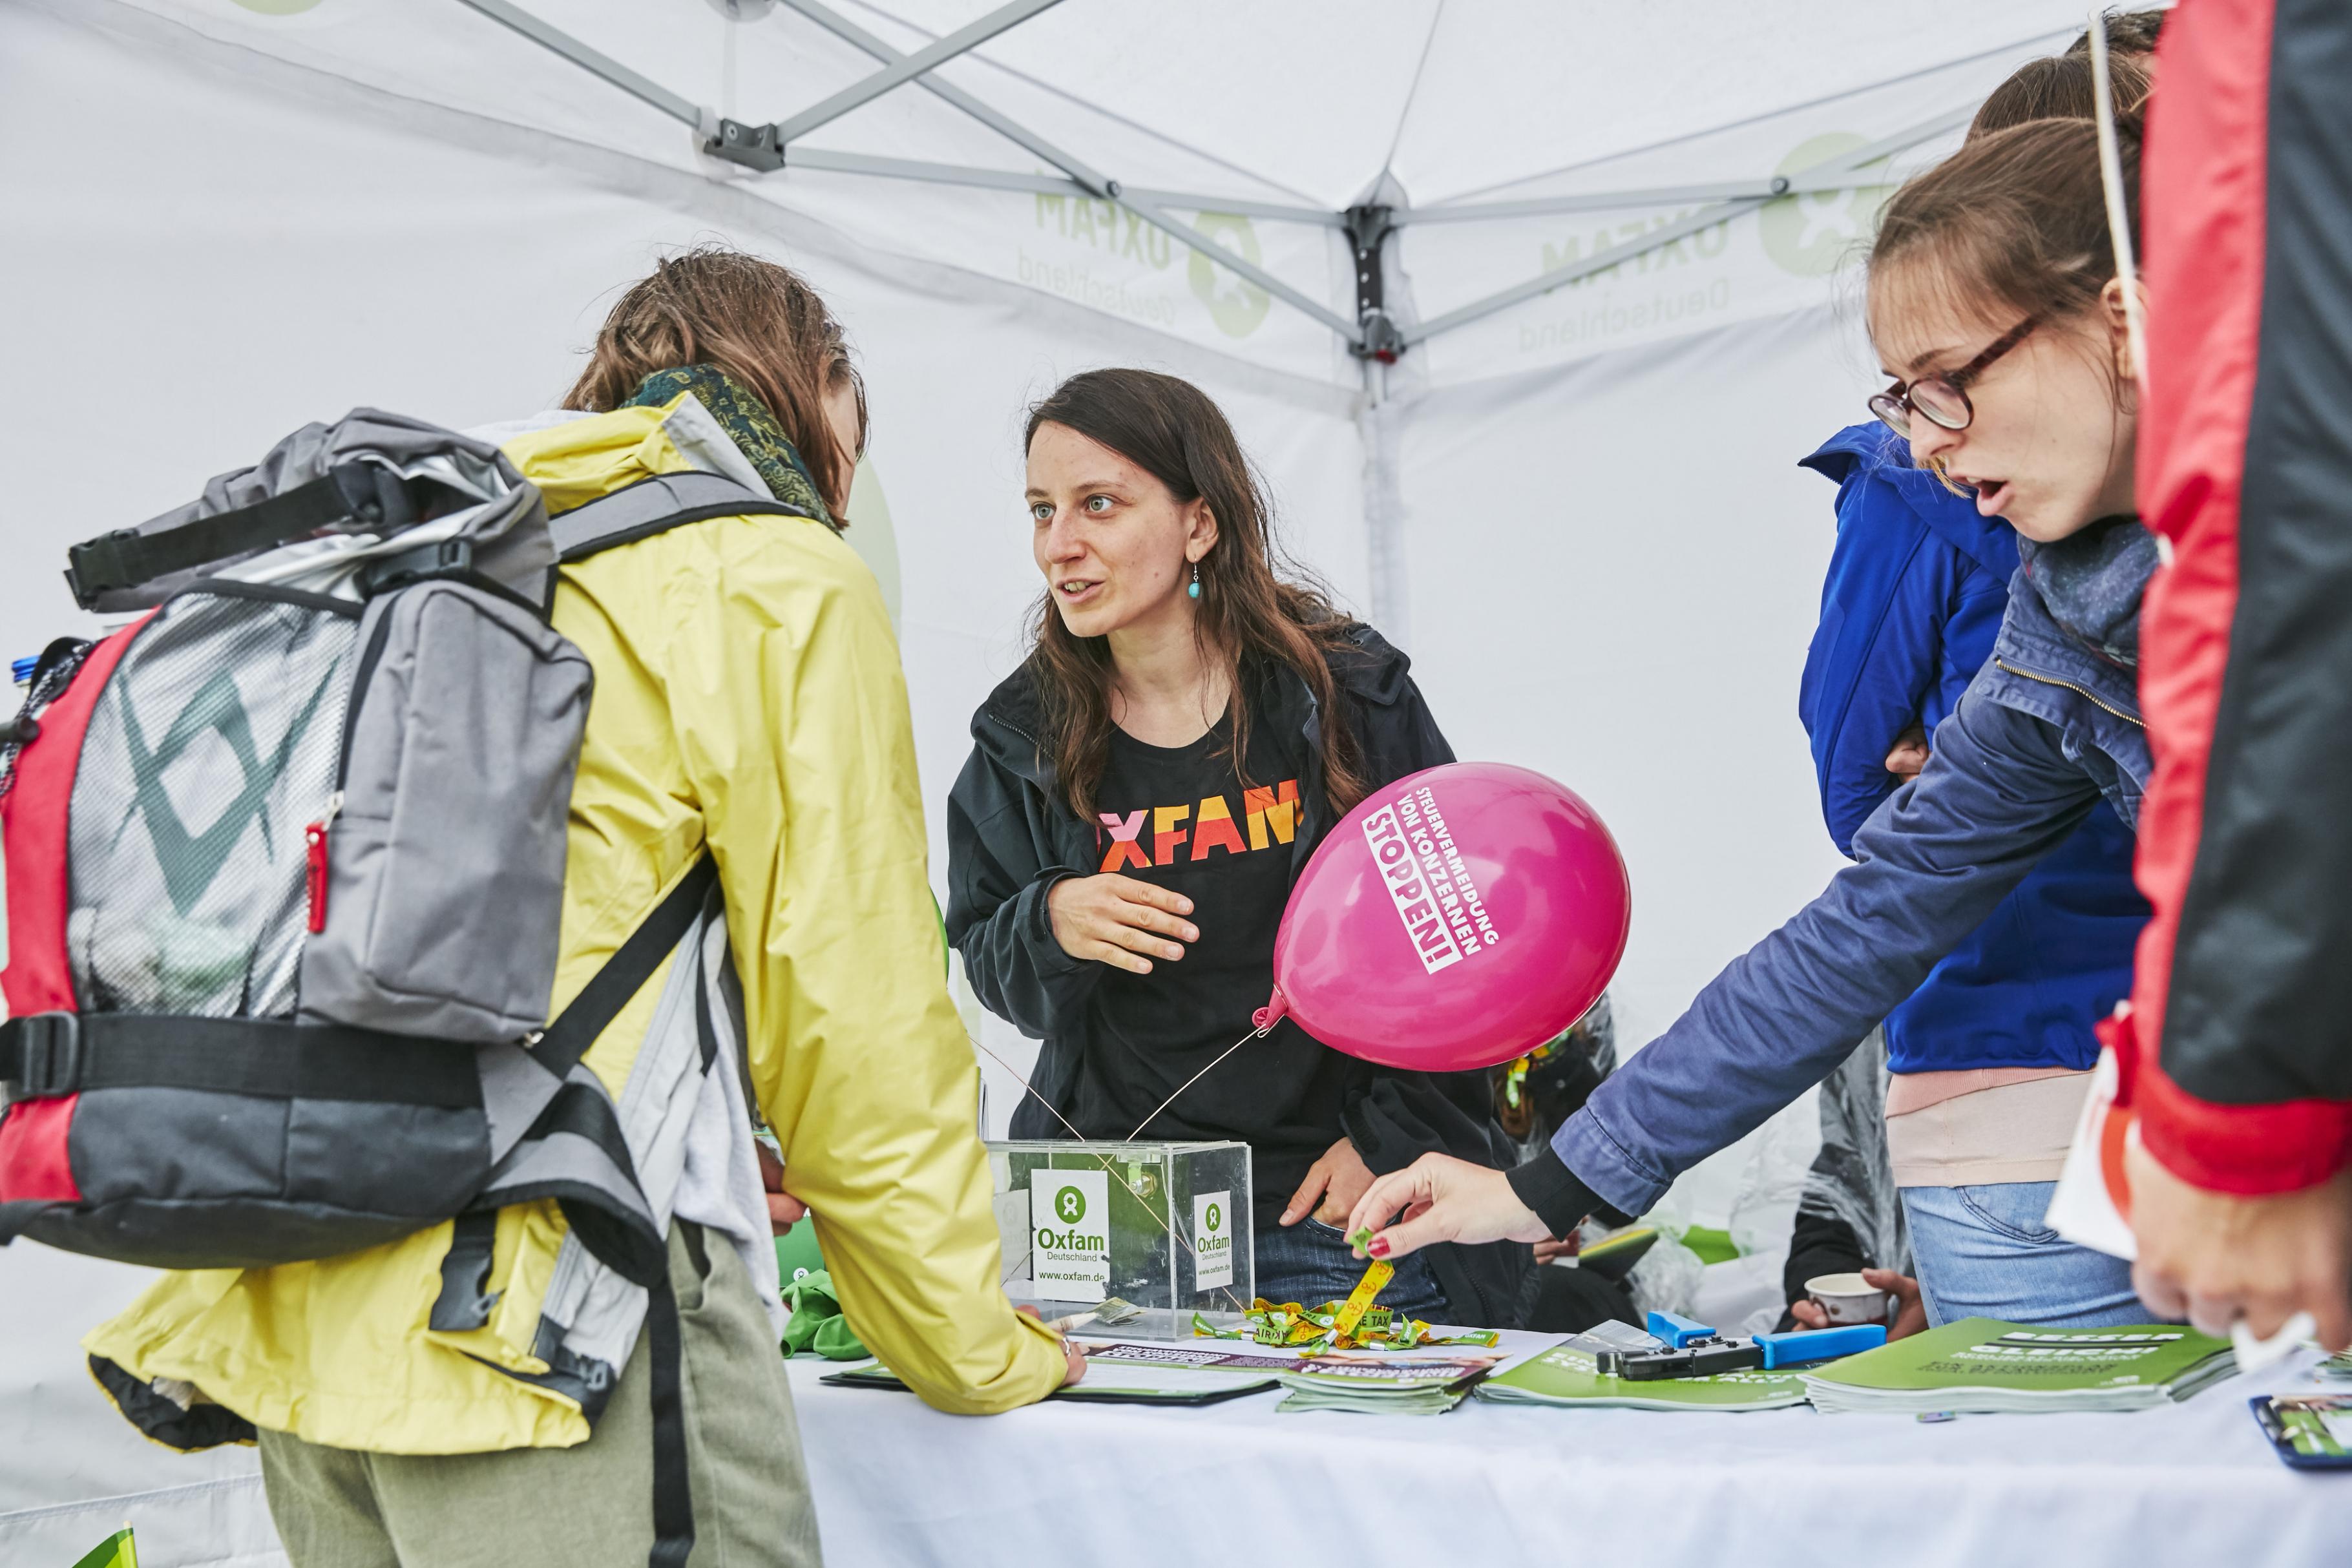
[[1345, 1151, 1552, 1260], [1047, 873, 1197, 974]]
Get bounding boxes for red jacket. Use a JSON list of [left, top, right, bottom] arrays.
[[2129, 0, 2352, 1193]]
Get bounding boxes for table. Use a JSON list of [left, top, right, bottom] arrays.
[[784, 1332, 2352, 1568]]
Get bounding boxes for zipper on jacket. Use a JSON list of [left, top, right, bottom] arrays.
[[1993, 658, 2145, 728]]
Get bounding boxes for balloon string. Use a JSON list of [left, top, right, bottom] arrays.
[[966, 1028, 1250, 1313], [1124, 1025, 1270, 1143]]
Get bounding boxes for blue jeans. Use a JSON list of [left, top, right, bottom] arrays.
[[1252, 1217, 1453, 1319], [1900, 1182, 2147, 1328]]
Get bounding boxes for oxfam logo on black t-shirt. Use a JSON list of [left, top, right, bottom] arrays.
[[1097, 779, 1304, 872]]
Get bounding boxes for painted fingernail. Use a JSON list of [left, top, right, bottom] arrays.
[[1367, 1237, 1391, 1259]]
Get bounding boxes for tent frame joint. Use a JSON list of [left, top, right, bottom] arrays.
[[1345, 204, 1402, 363], [708, 117, 788, 173]]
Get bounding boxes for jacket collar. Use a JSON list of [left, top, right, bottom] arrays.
[[2015, 516, 2158, 670], [1802, 423, 2021, 583], [1991, 547, 2150, 725], [622, 365, 836, 530]]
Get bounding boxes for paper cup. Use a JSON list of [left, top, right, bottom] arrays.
[[1805, 1271, 1895, 1326]]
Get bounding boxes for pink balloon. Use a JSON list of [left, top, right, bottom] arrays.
[[1252, 762, 1631, 1073]]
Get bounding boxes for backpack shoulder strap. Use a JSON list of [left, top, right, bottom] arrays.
[[551, 472, 811, 565]]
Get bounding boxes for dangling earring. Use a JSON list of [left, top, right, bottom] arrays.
[[1188, 561, 1201, 600]]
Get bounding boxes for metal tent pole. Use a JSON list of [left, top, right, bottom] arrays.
[[768, 0, 1361, 344], [1395, 105, 1973, 350], [453, 0, 704, 126], [767, 0, 1067, 146], [446, 1, 1975, 358], [786, 148, 1340, 226], [446, 6, 1348, 275]]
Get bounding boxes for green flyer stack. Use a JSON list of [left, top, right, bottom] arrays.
[[1799, 1320, 2236, 1414]]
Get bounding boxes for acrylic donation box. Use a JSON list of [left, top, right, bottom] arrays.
[[989, 1140, 1254, 1333]]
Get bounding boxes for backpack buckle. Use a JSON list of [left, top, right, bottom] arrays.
[[3, 1012, 82, 1102], [64, 530, 145, 610], [357, 536, 475, 597]]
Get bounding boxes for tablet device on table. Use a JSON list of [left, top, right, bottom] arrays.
[[820, 1362, 1278, 1408]]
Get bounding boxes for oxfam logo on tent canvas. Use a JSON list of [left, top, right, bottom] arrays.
[[1761, 133, 1896, 277], [1189, 214, 1272, 339]]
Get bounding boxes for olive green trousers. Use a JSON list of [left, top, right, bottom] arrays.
[[257, 1222, 821, 1568]]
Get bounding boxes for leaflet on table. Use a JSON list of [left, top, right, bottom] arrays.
[[1269, 1348, 1502, 1416], [1799, 1318, 2236, 1414], [1276, 1383, 1473, 1416], [1476, 1343, 1811, 1412], [1080, 1340, 1496, 1386], [1273, 1353, 1501, 1392]]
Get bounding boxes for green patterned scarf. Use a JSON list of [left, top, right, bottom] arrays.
[[624, 364, 836, 528]]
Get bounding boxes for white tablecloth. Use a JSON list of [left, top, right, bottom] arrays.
[[785, 1333, 2352, 1568]]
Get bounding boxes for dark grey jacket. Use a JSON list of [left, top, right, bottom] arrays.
[[945, 625, 1532, 1326]]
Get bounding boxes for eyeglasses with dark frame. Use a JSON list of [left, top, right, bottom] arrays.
[[1868, 315, 2041, 439]]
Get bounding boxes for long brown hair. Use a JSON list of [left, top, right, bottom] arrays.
[[1869, 116, 2140, 351], [564, 244, 867, 516], [1023, 368, 1369, 822]]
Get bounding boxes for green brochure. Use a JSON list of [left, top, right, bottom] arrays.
[[1475, 1342, 1811, 1412], [1800, 1318, 2236, 1414]]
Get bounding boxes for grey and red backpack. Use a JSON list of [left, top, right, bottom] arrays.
[[0, 411, 808, 1567]]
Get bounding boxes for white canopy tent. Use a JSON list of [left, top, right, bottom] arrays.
[[1, 2, 2099, 1562]]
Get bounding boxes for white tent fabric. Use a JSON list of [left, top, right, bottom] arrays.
[[1, 1, 2103, 1562]]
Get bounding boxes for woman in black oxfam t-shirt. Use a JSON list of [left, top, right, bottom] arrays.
[[945, 369, 1529, 1327]]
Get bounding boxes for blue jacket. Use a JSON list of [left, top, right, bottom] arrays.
[[1797, 424, 2147, 1075], [1536, 528, 2158, 1220]]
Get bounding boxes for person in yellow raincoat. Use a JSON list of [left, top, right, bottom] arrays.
[[83, 247, 1080, 1567]]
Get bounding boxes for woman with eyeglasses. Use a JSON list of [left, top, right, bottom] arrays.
[[1774, 67, 2153, 1332], [1347, 115, 2168, 1330]]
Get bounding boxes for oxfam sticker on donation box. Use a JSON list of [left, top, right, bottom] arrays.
[[1031, 1169, 1110, 1302], [1193, 1191, 1235, 1291]]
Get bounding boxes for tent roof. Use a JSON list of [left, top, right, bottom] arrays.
[[169, 1, 2088, 209], [91, 0, 2097, 390], [143, 1, 2092, 368]]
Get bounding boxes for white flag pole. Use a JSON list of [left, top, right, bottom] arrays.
[[2086, 8, 2150, 390]]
